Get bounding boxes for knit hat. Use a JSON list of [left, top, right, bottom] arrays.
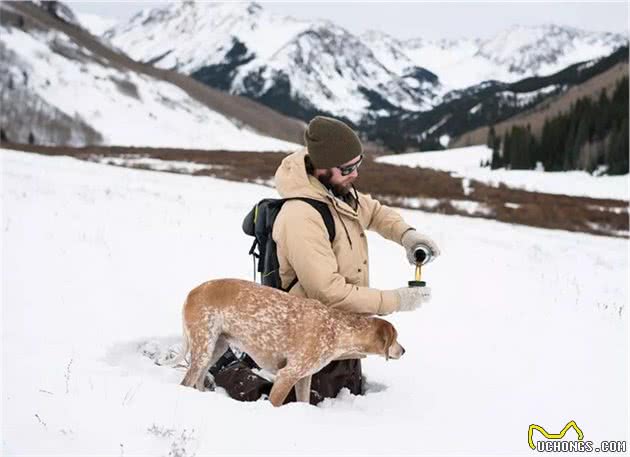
[[304, 116, 363, 169]]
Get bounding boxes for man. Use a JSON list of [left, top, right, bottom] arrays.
[[213, 116, 440, 404], [273, 115, 439, 315], [271, 116, 440, 399]]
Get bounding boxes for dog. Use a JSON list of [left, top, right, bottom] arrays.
[[171, 278, 405, 406]]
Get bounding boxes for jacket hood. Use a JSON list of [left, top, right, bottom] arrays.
[[274, 150, 359, 218], [275, 150, 328, 202]]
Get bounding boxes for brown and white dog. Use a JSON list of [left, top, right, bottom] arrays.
[[172, 278, 405, 406]]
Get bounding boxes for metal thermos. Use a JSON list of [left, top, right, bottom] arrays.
[[408, 244, 432, 288]]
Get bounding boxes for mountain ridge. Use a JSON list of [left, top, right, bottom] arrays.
[[0, 1, 306, 147], [105, 1, 627, 124]]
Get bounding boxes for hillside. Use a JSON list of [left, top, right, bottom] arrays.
[[0, 1, 305, 147], [452, 60, 629, 147], [363, 46, 629, 152]]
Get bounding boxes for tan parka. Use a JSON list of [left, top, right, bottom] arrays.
[[272, 150, 414, 315]]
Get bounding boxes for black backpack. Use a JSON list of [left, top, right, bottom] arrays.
[[242, 198, 336, 292]]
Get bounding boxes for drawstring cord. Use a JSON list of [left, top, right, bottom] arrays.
[[334, 204, 353, 249], [326, 191, 354, 250], [252, 255, 256, 283], [249, 238, 259, 283]]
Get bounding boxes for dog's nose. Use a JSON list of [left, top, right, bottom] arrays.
[[401, 347, 406, 356]]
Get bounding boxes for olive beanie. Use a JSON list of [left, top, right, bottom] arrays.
[[304, 116, 363, 169]]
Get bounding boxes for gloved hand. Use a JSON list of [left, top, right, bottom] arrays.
[[394, 286, 432, 312], [401, 229, 441, 265]]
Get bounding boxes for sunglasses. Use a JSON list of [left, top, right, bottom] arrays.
[[337, 155, 363, 176]]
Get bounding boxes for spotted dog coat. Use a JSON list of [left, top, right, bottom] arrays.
[[176, 278, 405, 406]]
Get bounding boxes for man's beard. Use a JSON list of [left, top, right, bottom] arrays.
[[317, 171, 351, 197]]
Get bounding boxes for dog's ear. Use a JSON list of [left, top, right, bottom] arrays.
[[376, 320, 397, 361]]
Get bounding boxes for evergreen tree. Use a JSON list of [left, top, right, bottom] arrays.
[[503, 131, 512, 169], [487, 77, 626, 174], [608, 116, 629, 175], [487, 125, 496, 149], [488, 125, 504, 169], [571, 116, 589, 169], [490, 144, 503, 169]]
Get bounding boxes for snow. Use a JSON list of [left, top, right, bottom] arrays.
[[2, 148, 628, 455], [377, 145, 630, 201], [107, 2, 313, 71], [105, 2, 437, 122], [425, 115, 449, 136], [92, 156, 228, 174], [450, 199, 493, 216], [84, 3, 626, 124], [403, 24, 626, 90], [403, 37, 491, 90], [497, 84, 563, 107], [360, 30, 413, 76], [469, 102, 482, 114], [0, 24, 300, 151], [76, 13, 117, 36]]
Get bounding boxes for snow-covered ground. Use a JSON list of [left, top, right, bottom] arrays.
[[377, 145, 630, 201], [2, 148, 628, 456]]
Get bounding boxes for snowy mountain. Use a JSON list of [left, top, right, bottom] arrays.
[[105, 1, 441, 123], [400, 24, 627, 89], [3, 0, 625, 151], [363, 45, 629, 152], [105, 2, 626, 124], [0, 1, 302, 150], [476, 24, 625, 77]]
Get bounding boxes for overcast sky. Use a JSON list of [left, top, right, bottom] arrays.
[[71, 1, 629, 40]]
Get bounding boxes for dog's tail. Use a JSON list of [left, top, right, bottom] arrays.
[[159, 301, 190, 367]]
